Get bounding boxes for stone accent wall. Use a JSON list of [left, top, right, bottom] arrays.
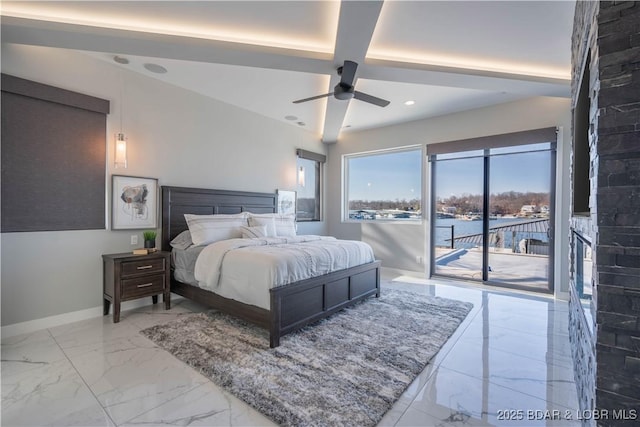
[[570, 2, 599, 423], [594, 1, 640, 420], [570, 2, 640, 426]]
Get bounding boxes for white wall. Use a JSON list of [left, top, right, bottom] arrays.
[[1, 43, 327, 326], [327, 96, 572, 298]]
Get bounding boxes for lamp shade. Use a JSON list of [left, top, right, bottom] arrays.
[[115, 133, 127, 168]]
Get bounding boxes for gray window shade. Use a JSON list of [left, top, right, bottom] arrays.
[[1, 74, 110, 232], [296, 148, 326, 163], [426, 127, 557, 156]]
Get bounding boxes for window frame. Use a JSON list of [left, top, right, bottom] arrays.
[[296, 149, 324, 222], [427, 128, 557, 292], [342, 145, 423, 224]]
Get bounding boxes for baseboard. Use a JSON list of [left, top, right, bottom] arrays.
[[1, 294, 184, 339], [381, 266, 425, 279]]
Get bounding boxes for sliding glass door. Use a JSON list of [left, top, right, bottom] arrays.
[[433, 152, 485, 280], [430, 141, 555, 293], [488, 146, 553, 288]]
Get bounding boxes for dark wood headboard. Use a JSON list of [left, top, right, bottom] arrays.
[[161, 186, 277, 251]]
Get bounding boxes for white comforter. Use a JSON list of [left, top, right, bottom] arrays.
[[194, 235, 375, 309]]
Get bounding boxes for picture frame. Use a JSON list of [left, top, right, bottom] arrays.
[[111, 175, 158, 230], [277, 190, 297, 216]]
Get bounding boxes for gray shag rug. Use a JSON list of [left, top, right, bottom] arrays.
[[141, 288, 473, 427]]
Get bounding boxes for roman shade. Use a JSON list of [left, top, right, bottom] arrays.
[[426, 127, 557, 156], [1, 74, 110, 232]]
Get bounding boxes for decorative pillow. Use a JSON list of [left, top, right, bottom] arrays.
[[247, 215, 277, 237], [170, 230, 193, 250], [247, 213, 296, 237], [184, 213, 248, 246], [273, 213, 297, 237], [240, 225, 268, 239]]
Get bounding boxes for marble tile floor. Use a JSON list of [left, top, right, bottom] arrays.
[[1, 275, 580, 426]]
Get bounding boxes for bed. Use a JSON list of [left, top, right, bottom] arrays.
[[161, 186, 381, 347]]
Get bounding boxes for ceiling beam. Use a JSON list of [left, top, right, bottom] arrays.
[[1, 16, 335, 75], [3, 15, 569, 98], [362, 58, 570, 97], [2, 11, 570, 142], [321, 0, 384, 144]]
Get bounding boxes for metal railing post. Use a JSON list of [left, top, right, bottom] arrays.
[[450, 225, 455, 249]]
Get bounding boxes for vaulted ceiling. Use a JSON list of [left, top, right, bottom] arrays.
[[1, 1, 575, 143]]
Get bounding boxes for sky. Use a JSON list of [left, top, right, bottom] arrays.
[[436, 150, 551, 197], [347, 148, 551, 202], [348, 149, 422, 201]]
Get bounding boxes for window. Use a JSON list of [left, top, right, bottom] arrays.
[[296, 149, 324, 221], [343, 146, 422, 222]]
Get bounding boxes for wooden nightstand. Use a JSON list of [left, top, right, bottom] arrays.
[[102, 251, 171, 323]]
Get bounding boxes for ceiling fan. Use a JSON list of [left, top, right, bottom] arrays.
[[293, 60, 390, 107]]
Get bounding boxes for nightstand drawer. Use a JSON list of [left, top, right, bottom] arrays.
[[122, 274, 165, 299], [121, 257, 166, 276]]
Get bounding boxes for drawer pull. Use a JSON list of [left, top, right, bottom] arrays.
[[137, 265, 154, 270], [137, 283, 154, 288]]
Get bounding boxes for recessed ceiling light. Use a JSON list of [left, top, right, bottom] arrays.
[[113, 55, 129, 65], [404, 100, 415, 106], [144, 63, 167, 74], [297, 121, 306, 126], [285, 115, 298, 121]]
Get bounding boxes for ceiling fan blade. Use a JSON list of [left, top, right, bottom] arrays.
[[292, 92, 333, 104], [353, 91, 390, 107], [340, 60, 358, 87]]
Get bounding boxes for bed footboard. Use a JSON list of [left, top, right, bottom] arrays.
[[269, 261, 381, 347]]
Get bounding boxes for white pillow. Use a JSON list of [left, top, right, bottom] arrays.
[[247, 215, 277, 237], [170, 230, 193, 250], [274, 213, 296, 237], [240, 225, 268, 238], [184, 213, 248, 246], [247, 213, 296, 237]]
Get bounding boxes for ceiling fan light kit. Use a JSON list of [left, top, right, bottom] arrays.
[[334, 84, 354, 100], [293, 60, 390, 107]]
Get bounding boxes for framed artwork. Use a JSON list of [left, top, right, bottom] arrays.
[[277, 190, 296, 216], [112, 175, 158, 229]]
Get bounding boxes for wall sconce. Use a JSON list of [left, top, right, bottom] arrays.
[[115, 69, 129, 169], [298, 166, 305, 187], [114, 132, 128, 168]]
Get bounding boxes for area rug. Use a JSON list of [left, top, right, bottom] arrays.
[[141, 289, 473, 427]]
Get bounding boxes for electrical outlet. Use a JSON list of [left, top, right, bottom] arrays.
[[416, 255, 423, 264], [131, 235, 138, 245]]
